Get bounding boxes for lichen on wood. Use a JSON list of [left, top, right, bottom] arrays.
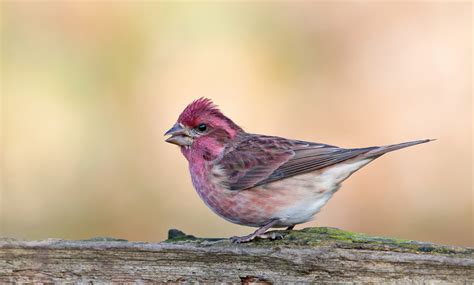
[[1, 227, 473, 283]]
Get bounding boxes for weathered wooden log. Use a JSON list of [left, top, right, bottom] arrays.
[[0, 227, 472, 283]]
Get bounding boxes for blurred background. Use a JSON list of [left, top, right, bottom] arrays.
[[1, 2, 472, 246]]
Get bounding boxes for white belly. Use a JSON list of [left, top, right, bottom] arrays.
[[268, 158, 372, 226]]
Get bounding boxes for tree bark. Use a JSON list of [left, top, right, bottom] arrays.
[[1, 227, 472, 283]]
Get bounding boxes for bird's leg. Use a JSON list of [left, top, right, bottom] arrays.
[[230, 219, 281, 243], [286, 225, 295, 231]]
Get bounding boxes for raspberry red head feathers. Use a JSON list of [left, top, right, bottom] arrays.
[[177, 98, 242, 134], [178, 98, 220, 126]]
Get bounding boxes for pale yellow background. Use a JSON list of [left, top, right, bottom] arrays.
[[1, 2, 472, 246]]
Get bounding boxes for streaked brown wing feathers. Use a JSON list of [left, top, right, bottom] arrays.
[[255, 147, 374, 186], [219, 135, 374, 191]]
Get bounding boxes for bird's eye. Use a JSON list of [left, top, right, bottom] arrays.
[[197, 123, 207, 132]]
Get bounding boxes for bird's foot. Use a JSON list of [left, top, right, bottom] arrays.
[[230, 234, 256, 243], [230, 231, 284, 243], [230, 219, 283, 244], [258, 232, 284, 241]]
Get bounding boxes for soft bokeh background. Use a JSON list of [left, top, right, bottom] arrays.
[[1, 2, 472, 246]]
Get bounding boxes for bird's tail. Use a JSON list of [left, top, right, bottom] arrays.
[[362, 139, 434, 158]]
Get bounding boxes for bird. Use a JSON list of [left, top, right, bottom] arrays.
[[164, 98, 432, 243]]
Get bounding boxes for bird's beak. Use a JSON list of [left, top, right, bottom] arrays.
[[164, 123, 193, 146]]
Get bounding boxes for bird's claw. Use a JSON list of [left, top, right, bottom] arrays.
[[259, 232, 284, 241], [230, 235, 254, 243], [230, 232, 284, 243]]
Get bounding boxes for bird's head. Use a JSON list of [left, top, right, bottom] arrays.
[[165, 98, 243, 160]]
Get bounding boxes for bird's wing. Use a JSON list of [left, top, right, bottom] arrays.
[[218, 135, 375, 191]]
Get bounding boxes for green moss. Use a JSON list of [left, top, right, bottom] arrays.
[[164, 228, 224, 243], [164, 227, 473, 257]]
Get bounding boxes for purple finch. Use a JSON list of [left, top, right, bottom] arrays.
[[165, 98, 432, 243]]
